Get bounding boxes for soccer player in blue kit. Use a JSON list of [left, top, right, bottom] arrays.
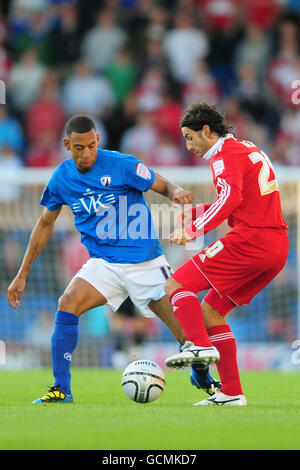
[[7, 115, 203, 404]]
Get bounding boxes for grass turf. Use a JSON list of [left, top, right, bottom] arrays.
[[0, 368, 300, 450]]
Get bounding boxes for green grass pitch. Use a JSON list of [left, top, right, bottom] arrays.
[[1, 368, 300, 450]]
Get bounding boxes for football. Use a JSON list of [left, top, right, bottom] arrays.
[[121, 360, 166, 403]]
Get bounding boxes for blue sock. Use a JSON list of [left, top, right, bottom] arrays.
[[51, 310, 79, 395], [179, 342, 213, 387], [179, 344, 213, 388], [191, 364, 212, 387]]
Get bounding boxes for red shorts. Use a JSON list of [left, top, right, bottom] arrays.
[[173, 227, 289, 316]]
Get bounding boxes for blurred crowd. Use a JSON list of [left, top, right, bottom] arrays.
[[0, 0, 300, 170], [1, 0, 299, 366]]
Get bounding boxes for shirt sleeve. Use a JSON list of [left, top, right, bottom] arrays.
[[123, 155, 155, 192], [40, 173, 65, 211], [191, 203, 212, 221], [185, 152, 244, 238]]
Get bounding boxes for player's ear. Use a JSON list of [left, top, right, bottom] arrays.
[[96, 132, 100, 147], [202, 125, 211, 138], [63, 137, 71, 151]]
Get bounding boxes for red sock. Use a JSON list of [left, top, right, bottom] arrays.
[[207, 324, 243, 396], [170, 288, 212, 347]]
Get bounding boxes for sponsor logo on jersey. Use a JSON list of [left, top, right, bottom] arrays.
[[135, 162, 151, 180], [72, 193, 116, 214], [213, 159, 225, 176]]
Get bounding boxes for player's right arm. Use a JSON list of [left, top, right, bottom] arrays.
[[7, 207, 61, 309]]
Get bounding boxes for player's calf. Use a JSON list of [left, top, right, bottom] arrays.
[[190, 366, 221, 396]]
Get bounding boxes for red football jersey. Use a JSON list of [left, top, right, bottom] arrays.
[[186, 136, 288, 237]]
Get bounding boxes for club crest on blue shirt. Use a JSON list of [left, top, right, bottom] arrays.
[[100, 176, 111, 187]]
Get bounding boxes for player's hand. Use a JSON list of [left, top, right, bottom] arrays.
[[171, 188, 194, 206], [175, 205, 193, 227], [7, 276, 26, 309], [170, 228, 193, 246]]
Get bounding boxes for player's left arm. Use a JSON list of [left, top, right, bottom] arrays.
[[169, 175, 242, 246], [184, 156, 244, 240], [170, 152, 245, 245], [151, 172, 194, 205]]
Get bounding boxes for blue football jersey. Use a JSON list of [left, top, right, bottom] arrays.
[[40, 149, 164, 263]]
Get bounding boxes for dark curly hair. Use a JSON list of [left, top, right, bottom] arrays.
[[180, 102, 234, 137]]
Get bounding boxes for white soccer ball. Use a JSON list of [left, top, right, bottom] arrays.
[[121, 360, 166, 403]]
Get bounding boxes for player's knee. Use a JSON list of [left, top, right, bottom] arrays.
[[164, 276, 183, 299], [201, 300, 226, 328], [58, 292, 81, 316]]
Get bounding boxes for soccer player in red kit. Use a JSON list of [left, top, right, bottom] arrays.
[[164, 103, 289, 406]]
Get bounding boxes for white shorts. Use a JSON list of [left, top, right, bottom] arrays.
[[74, 255, 172, 317]]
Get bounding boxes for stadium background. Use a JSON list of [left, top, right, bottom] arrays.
[[0, 0, 299, 372]]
